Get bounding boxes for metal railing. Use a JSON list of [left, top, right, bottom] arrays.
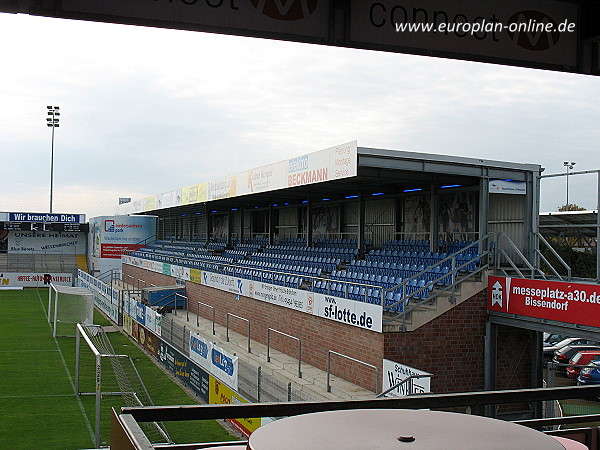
[[385, 235, 491, 325], [493, 232, 543, 279], [115, 385, 600, 450], [193, 301, 215, 335], [327, 350, 379, 394], [226, 313, 251, 353], [536, 232, 572, 281], [376, 373, 434, 398], [267, 328, 302, 378]]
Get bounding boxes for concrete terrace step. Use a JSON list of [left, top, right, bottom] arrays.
[[114, 279, 374, 401], [167, 309, 375, 402]]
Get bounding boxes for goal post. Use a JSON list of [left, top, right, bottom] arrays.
[[48, 283, 94, 337], [75, 323, 171, 447]]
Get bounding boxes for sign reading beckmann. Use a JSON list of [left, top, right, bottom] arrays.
[[488, 276, 600, 328]]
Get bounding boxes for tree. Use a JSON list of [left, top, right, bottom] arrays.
[[558, 204, 586, 212]]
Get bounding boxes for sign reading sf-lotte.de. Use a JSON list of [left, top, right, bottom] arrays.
[[488, 276, 600, 328]]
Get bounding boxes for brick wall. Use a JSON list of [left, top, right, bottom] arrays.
[[384, 290, 489, 394], [124, 266, 534, 394], [125, 264, 385, 392]]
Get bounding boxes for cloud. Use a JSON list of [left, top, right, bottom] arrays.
[[0, 12, 598, 218]]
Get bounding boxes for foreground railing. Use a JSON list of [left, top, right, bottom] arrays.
[[112, 385, 600, 449]]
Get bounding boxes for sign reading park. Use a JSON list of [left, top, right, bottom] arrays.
[[488, 276, 600, 328]]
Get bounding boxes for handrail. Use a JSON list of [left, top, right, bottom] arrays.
[[175, 293, 188, 319], [375, 373, 434, 398], [536, 232, 572, 281], [267, 328, 302, 378], [153, 291, 184, 315], [226, 313, 251, 353], [327, 350, 379, 394], [494, 232, 541, 279], [385, 235, 490, 323], [195, 301, 216, 335]]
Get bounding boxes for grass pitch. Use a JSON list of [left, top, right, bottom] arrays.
[[0, 288, 236, 449]]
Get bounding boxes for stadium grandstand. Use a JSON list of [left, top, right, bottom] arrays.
[[115, 142, 545, 395], [104, 143, 600, 448]]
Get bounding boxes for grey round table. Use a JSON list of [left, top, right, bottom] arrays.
[[247, 409, 569, 450]]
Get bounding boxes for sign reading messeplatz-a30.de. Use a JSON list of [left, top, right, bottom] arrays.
[[488, 276, 600, 328]]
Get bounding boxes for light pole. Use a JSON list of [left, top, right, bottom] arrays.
[[563, 161, 576, 210], [46, 106, 60, 213]]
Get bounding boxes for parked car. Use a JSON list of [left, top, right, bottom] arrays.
[[553, 345, 600, 366], [543, 338, 600, 360], [566, 350, 600, 378], [543, 333, 571, 346], [577, 360, 600, 385]]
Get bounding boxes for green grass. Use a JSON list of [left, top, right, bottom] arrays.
[[0, 288, 236, 449]]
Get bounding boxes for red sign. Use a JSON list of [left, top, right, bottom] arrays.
[[488, 276, 600, 328], [100, 243, 143, 258]]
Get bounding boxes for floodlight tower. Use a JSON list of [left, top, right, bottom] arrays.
[[563, 161, 576, 210], [46, 106, 60, 213]]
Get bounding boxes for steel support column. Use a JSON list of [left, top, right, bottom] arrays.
[[484, 321, 498, 418], [358, 194, 366, 258]]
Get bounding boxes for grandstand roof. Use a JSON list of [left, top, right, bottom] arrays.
[[539, 210, 600, 239], [118, 143, 542, 215]]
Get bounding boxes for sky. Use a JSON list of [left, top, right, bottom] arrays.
[[1, 12, 599, 219]]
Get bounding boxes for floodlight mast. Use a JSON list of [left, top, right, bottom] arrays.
[[563, 161, 576, 209], [46, 106, 60, 213]]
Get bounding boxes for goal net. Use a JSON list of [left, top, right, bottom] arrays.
[[48, 283, 94, 337], [75, 323, 171, 447]]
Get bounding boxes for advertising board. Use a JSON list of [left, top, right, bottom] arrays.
[[0, 272, 73, 287], [123, 254, 383, 332], [6, 230, 86, 254], [117, 142, 358, 214], [157, 339, 209, 402], [208, 377, 261, 437], [382, 359, 432, 397], [488, 276, 600, 328]]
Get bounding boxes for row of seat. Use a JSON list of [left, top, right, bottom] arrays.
[[254, 253, 341, 272], [223, 266, 303, 289], [237, 259, 322, 277]]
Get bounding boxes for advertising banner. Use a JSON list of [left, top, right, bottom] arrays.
[[123, 313, 133, 336], [189, 333, 213, 373], [125, 318, 159, 358], [489, 179, 527, 195], [202, 271, 248, 296], [382, 359, 432, 397], [209, 377, 261, 438], [181, 183, 207, 205], [250, 280, 309, 313], [158, 339, 209, 402], [8, 212, 85, 223], [118, 141, 358, 214], [77, 270, 120, 323], [488, 276, 600, 328], [123, 254, 383, 332], [171, 264, 190, 281], [211, 344, 239, 391], [0, 272, 73, 287], [312, 292, 383, 332], [6, 230, 86, 254], [90, 215, 157, 259]]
